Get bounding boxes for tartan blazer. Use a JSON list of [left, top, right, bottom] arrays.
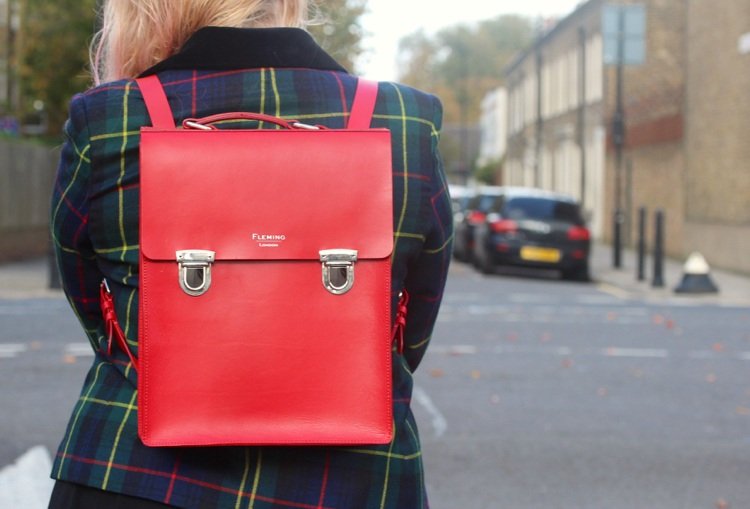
[[50, 27, 452, 509]]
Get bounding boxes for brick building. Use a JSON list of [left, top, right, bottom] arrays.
[[501, 0, 750, 274], [682, 0, 750, 273]]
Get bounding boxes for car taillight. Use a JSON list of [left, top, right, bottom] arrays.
[[490, 219, 518, 234], [496, 243, 510, 252], [567, 226, 590, 241], [467, 211, 486, 225]]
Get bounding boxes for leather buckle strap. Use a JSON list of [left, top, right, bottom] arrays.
[[391, 290, 410, 354], [100, 280, 139, 371]]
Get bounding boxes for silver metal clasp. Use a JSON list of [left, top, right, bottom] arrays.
[[319, 249, 358, 295], [176, 250, 215, 296]]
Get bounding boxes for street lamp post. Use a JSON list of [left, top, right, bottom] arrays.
[[612, 8, 626, 269], [602, 3, 646, 269]]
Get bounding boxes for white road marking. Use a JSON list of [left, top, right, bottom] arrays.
[[466, 304, 509, 315], [493, 345, 572, 356], [596, 282, 632, 300], [0, 302, 63, 315], [602, 347, 669, 359], [509, 294, 559, 304], [437, 304, 652, 325], [0, 446, 55, 509], [431, 344, 750, 362], [413, 386, 448, 438], [429, 345, 477, 355], [64, 342, 95, 357], [0, 343, 27, 358]]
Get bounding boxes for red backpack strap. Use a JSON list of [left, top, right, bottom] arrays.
[[348, 79, 378, 129], [137, 75, 377, 130], [136, 75, 176, 129]]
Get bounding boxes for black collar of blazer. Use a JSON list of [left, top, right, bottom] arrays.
[[139, 27, 348, 77]]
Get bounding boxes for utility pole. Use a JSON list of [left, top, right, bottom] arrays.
[[612, 7, 625, 268]]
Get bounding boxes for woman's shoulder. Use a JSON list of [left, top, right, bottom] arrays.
[[65, 78, 151, 135], [369, 80, 443, 131], [71, 78, 139, 107]]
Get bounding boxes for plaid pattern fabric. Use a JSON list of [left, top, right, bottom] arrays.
[[50, 52, 452, 508]]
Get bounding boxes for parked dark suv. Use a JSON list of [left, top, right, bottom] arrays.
[[473, 187, 590, 280], [453, 186, 503, 262]]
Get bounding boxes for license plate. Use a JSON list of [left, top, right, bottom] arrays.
[[520, 246, 561, 263]]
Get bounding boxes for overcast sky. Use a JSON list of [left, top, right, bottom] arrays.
[[358, 0, 585, 80]]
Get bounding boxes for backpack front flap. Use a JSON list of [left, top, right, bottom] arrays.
[[140, 127, 393, 266]]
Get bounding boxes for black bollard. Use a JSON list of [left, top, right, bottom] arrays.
[[613, 209, 623, 268], [652, 209, 665, 288], [637, 207, 646, 281]]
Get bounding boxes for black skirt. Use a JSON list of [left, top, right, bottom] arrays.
[[49, 481, 174, 509]]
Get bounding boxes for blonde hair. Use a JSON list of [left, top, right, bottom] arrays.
[[91, 0, 311, 85]]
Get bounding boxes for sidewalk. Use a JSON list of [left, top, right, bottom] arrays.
[[1, 245, 749, 306], [590, 242, 750, 307], [0, 257, 60, 299]]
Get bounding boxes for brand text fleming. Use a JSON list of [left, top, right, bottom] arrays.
[[252, 234, 287, 241], [251, 233, 287, 248]]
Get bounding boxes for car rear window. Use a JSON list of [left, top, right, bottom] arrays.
[[503, 197, 584, 224], [468, 194, 500, 212]]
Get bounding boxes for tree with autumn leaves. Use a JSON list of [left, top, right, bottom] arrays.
[[396, 15, 535, 180], [397, 15, 533, 123], [15, 0, 367, 136], [17, 0, 532, 180], [17, 0, 97, 137]]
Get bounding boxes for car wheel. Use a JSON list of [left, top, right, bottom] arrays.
[[477, 251, 495, 275], [562, 264, 590, 282], [473, 244, 494, 275]]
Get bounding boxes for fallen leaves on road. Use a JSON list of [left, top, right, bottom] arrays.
[[716, 498, 729, 509], [470, 370, 482, 380], [705, 373, 718, 383], [429, 368, 444, 378]]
